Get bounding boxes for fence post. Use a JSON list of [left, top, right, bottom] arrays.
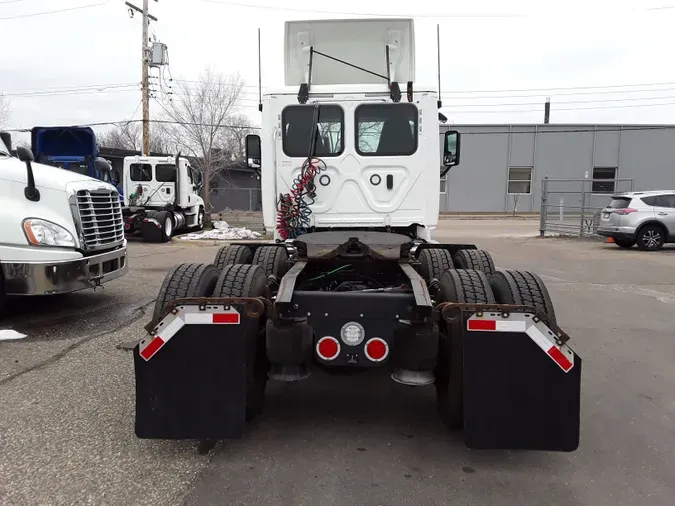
[[539, 176, 548, 237], [579, 179, 586, 236]]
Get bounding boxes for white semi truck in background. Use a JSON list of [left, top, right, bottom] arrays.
[[0, 132, 128, 313], [132, 18, 582, 452], [121, 154, 206, 242]]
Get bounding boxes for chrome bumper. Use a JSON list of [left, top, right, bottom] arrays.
[[1, 246, 128, 296]]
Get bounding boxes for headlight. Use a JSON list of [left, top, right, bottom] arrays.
[[23, 219, 76, 248]]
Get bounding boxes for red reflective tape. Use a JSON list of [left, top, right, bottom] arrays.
[[213, 312, 240, 324], [547, 346, 573, 372], [140, 336, 165, 360], [467, 319, 496, 331]]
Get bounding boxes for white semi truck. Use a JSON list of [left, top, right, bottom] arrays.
[[0, 132, 128, 313], [121, 154, 206, 242], [132, 18, 581, 452]]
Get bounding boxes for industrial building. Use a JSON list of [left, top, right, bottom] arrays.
[[438, 124, 675, 213]]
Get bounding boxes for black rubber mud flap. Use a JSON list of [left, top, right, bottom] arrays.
[[455, 310, 582, 451], [140, 219, 162, 242], [134, 301, 263, 440]]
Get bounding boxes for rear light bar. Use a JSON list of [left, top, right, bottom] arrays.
[[614, 208, 638, 215]]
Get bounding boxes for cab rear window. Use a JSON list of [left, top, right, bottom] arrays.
[[607, 198, 631, 209]]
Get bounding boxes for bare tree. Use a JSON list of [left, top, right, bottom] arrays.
[[158, 66, 248, 210], [219, 113, 257, 161], [0, 95, 10, 129], [511, 193, 522, 216], [98, 121, 171, 154]]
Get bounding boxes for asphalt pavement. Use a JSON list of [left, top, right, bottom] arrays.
[[1, 221, 674, 505]]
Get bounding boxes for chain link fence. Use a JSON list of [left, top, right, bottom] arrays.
[[209, 188, 262, 213], [539, 177, 635, 237]]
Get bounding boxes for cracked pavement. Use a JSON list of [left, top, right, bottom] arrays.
[[1, 222, 675, 506]]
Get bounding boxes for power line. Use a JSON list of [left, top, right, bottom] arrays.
[[443, 100, 675, 114], [0, 0, 110, 20], [2, 84, 139, 98], [196, 0, 522, 18], [442, 94, 675, 108]]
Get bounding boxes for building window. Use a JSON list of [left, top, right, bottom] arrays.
[[592, 167, 617, 193], [282, 105, 343, 157], [507, 167, 533, 194], [355, 103, 418, 156]]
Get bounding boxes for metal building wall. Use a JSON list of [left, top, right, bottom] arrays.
[[438, 124, 675, 212]]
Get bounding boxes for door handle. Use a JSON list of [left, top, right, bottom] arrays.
[[658, 212, 668, 216]]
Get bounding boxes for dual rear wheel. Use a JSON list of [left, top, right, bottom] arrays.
[[152, 243, 289, 423], [423, 247, 557, 430]]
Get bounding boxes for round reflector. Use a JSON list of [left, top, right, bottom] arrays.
[[364, 338, 389, 362], [316, 336, 340, 361]]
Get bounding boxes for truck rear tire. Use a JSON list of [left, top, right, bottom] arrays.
[[157, 211, 173, 242], [252, 245, 288, 278], [213, 264, 269, 421], [418, 247, 454, 282], [214, 244, 253, 271], [436, 269, 496, 430], [489, 270, 557, 326], [454, 249, 495, 277], [152, 263, 220, 322]]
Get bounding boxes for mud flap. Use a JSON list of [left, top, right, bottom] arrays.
[[446, 307, 581, 451], [133, 300, 264, 439]]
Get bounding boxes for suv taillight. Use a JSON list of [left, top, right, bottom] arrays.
[[615, 208, 638, 215]]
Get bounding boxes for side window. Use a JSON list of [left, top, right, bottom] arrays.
[[356, 103, 418, 156], [155, 164, 177, 183], [187, 166, 194, 185], [282, 105, 343, 157], [655, 194, 675, 208], [130, 163, 152, 181], [641, 196, 658, 206]]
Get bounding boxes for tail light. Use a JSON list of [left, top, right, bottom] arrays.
[[316, 336, 340, 361], [364, 338, 389, 362], [615, 208, 638, 215]]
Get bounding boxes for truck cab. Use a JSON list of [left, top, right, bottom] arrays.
[[31, 126, 122, 194], [246, 18, 459, 242], [121, 154, 205, 241], [0, 131, 128, 311]]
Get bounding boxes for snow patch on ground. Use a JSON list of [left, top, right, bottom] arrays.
[[179, 221, 262, 240]]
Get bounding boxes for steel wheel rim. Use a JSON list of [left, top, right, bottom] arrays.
[[165, 216, 173, 236], [643, 230, 661, 248]]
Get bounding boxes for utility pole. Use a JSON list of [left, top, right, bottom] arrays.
[[125, 1, 158, 155]]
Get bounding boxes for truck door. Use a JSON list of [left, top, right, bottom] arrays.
[[127, 163, 153, 206]]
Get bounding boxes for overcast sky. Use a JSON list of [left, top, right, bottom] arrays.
[[1, 0, 674, 142]]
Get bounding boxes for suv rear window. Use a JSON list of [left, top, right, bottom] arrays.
[[608, 198, 631, 209]]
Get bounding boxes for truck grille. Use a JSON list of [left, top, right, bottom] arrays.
[[75, 189, 124, 250]]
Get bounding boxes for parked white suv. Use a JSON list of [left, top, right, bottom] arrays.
[[597, 190, 675, 251]]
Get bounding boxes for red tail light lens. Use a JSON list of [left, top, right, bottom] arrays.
[[316, 336, 340, 361], [615, 208, 638, 215], [364, 338, 389, 362]]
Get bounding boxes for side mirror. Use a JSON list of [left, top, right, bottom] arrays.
[[17, 146, 34, 162], [246, 134, 261, 171], [94, 156, 112, 174], [0, 131, 11, 152], [443, 130, 460, 168]]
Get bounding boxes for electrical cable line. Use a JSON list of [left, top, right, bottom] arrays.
[[0, 0, 110, 20]]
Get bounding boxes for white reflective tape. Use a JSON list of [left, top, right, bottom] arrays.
[[139, 314, 185, 361], [525, 325, 551, 352], [157, 315, 186, 342], [495, 320, 527, 332], [183, 312, 213, 325]]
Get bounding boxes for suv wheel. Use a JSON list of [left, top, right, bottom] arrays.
[[636, 224, 665, 251]]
